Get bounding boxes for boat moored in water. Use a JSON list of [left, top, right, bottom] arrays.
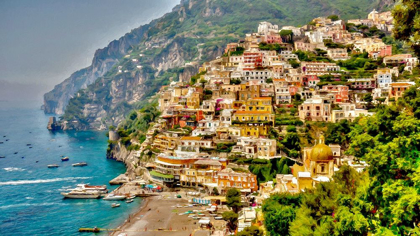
[[61, 157, 69, 161], [111, 203, 121, 208], [48, 164, 59, 168], [126, 199, 134, 203], [71, 184, 108, 194], [61, 190, 101, 199], [72, 162, 87, 167], [103, 194, 126, 201]]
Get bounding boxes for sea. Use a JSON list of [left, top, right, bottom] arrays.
[[0, 101, 142, 236]]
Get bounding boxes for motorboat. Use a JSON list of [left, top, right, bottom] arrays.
[[48, 164, 59, 168], [72, 162, 87, 167], [61, 190, 101, 199], [111, 203, 121, 208], [0, 156, 5, 158], [103, 194, 126, 201], [61, 157, 69, 161], [14, 152, 18, 154], [26, 144, 31, 146], [126, 199, 134, 203]]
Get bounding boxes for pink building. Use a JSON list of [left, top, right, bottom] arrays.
[[302, 75, 320, 87], [243, 51, 263, 71], [321, 85, 349, 103], [263, 32, 283, 44]]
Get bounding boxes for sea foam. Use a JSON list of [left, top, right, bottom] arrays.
[[0, 177, 92, 186], [3, 167, 25, 172], [0, 202, 67, 209]]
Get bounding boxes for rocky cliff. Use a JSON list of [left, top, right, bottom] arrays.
[[47, 0, 392, 129], [43, 15, 157, 114]]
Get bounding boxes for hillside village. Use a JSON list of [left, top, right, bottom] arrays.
[[108, 9, 419, 234]]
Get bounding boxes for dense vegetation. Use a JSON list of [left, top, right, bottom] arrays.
[[262, 82, 420, 235]]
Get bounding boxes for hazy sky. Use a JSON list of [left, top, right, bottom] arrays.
[[0, 0, 178, 102]]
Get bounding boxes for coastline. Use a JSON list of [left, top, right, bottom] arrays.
[[110, 192, 221, 236]]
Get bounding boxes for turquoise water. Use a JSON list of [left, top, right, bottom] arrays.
[[0, 101, 141, 236]]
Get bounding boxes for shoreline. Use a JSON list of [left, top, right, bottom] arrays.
[[109, 192, 221, 236], [110, 196, 153, 235]]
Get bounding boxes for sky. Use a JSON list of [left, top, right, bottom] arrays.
[[0, 0, 179, 102]]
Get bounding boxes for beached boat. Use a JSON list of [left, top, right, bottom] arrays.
[[111, 203, 120, 208], [103, 194, 126, 201], [61, 157, 69, 161], [72, 162, 87, 167], [47, 164, 59, 168], [61, 190, 101, 199]]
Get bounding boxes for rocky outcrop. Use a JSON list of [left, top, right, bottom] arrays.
[[107, 141, 142, 179]]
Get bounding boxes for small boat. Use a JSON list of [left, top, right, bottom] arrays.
[[6, 139, 9, 141], [21, 157, 24, 159], [72, 162, 87, 167], [48, 164, 59, 168], [103, 194, 126, 201], [61, 157, 69, 161], [111, 203, 121, 208], [29, 147, 32, 149], [0, 142, 3, 144], [0, 156, 5, 158], [14, 152, 18, 154], [126, 199, 134, 203], [26, 144, 31, 146]]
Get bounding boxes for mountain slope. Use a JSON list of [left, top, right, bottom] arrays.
[[47, 0, 392, 129]]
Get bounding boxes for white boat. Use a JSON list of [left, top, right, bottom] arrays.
[[111, 203, 121, 208], [72, 162, 87, 167], [61, 190, 101, 199], [48, 164, 59, 168], [69, 184, 108, 194], [103, 194, 126, 201], [126, 199, 134, 203]]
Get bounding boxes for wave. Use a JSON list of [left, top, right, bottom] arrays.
[[0, 202, 67, 209], [0, 177, 92, 186], [3, 167, 25, 172]]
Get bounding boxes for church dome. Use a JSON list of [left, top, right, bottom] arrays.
[[310, 135, 333, 161]]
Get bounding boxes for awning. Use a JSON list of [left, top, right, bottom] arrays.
[[198, 219, 211, 225]]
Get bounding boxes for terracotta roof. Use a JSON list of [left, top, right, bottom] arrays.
[[252, 97, 272, 100]]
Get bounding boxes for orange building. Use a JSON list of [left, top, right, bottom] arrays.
[[216, 168, 258, 194]]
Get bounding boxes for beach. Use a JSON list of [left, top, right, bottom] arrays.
[[112, 192, 227, 236]]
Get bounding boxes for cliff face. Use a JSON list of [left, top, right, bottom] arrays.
[[48, 0, 392, 129], [43, 21, 154, 114], [107, 142, 143, 179]]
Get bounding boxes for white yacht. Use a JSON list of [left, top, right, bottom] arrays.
[[61, 190, 101, 199], [103, 194, 126, 201]]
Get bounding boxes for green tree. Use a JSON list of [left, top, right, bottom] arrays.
[[222, 211, 238, 232], [263, 193, 301, 236], [237, 226, 264, 236], [327, 15, 340, 21], [226, 188, 242, 213], [392, 0, 420, 58]]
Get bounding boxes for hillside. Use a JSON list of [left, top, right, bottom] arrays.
[[46, 0, 392, 130]]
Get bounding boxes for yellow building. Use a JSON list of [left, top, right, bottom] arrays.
[[186, 92, 201, 109]]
